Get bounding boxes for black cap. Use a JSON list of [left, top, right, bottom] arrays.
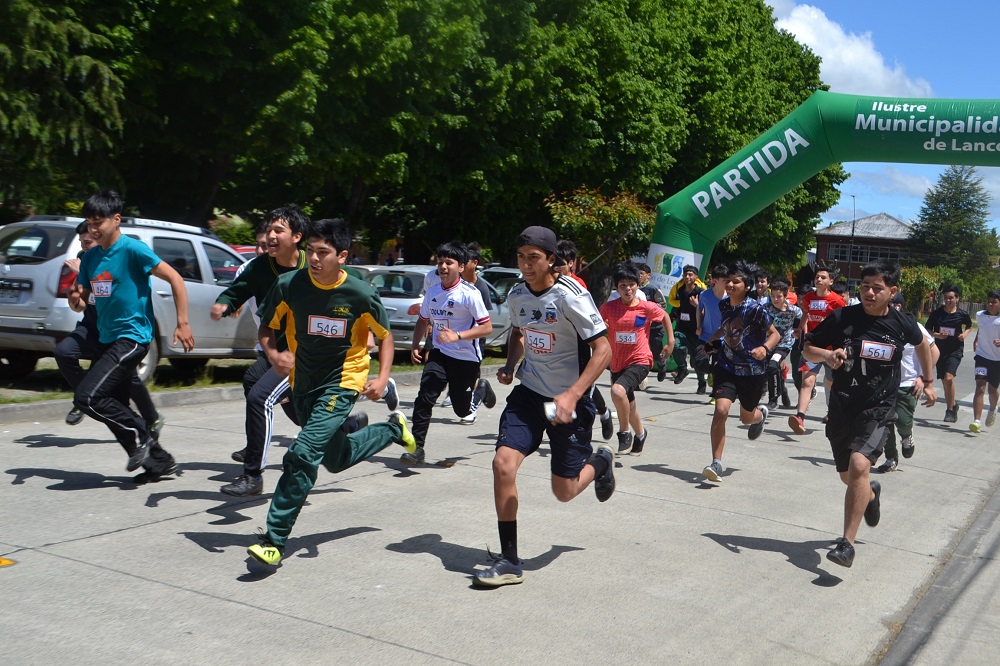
[[890, 292, 905, 304], [516, 226, 566, 266]]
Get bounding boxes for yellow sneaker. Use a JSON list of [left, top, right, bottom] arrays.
[[247, 540, 283, 566], [389, 411, 417, 454]]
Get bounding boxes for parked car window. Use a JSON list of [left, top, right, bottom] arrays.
[[152, 237, 202, 282], [204, 244, 243, 286], [370, 272, 422, 298], [0, 225, 75, 263]]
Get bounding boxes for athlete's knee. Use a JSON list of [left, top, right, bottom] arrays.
[[610, 383, 628, 400], [492, 448, 519, 481], [551, 480, 575, 503]]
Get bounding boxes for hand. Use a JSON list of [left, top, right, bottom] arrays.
[[993, 339, 1000, 348], [750, 346, 768, 361], [911, 377, 925, 398], [410, 346, 425, 365], [661, 342, 675, 358], [496, 365, 514, 385], [210, 303, 227, 320], [437, 327, 460, 344], [173, 323, 195, 352], [689, 293, 699, 306], [362, 377, 386, 401], [550, 392, 577, 424], [826, 348, 848, 369], [68, 284, 85, 312], [64, 257, 81, 274], [270, 350, 295, 376], [921, 385, 937, 407]]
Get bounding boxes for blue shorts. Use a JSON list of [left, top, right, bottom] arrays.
[[496, 385, 597, 478]]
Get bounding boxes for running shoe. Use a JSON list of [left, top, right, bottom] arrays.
[[988, 410, 997, 428], [65, 407, 85, 426], [593, 444, 616, 502], [247, 530, 283, 566], [441, 395, 452, 408], [657, 363, 667, 382], [388, 411, 417, 453], [673, 368, 689, 385], [766, 400, 778, 411], [459, 405, 477, 425], [970, 420, 982, 433], [864, 480, 881, 527], [475, 378, 497, 409], [148, 416, 166, 440], [702, 460, 724, 483], [630, 429, 648, 456], [638, 378, 648, 391], [126, 437, 152, 472], [826, 539, 855, 568], [400, 446, 425, 465], [473, 553, 524, 587], [748, 406, 768, 440], [231, 448, 246, 463], [616, 431, 633, 455], [944, 406, 957, 423], [221, 474, 263, 497], [788, 414, 806, 435], [600, 410, 614, 440], [383, 378, 399, 411], [876, 458, 898, 473], [341, 411, 369, 434], [134, 459, 180, 484], [697, 382, 708, 395], [901, 436, 915, 459]]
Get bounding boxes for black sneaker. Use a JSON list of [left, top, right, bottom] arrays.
[[631, 430, 647, 456], [865, 480, 881, 527], [657, 363, 667, 382], [475, 378, 497, 409], [383, 378, 399, 411], [148, 416, 165, 441], [600, 410, 614, 440], [593, 444, 616, 502], [65, 407, 85, 426], [616, 431, 633, 455], [826, 539, 855, 568], [876, 458, 898, 473], [231, 448, 246, 463], [766, 400, 778, 410], [400, 446, 425, 465], [696, 381, 708, 395], [342, 411, 369, 434], [943, 406, 957, 423], [748, 406, 768, 440], [901, 436, 915, 459], [221, 474, 263, 496], [673, 368, 689, 385], [473, 553, 524, 587], [126, 437, 153, 472], [135, 460, 180, 484]]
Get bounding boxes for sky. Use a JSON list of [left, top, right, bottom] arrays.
[[765, 1, 1000, 228]]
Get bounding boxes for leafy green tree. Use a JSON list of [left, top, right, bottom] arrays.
[[899, 265, 965, 315], [909, 165, 999, 299]]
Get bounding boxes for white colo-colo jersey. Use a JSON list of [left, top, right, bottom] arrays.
[[508, 275, 607, 398], [975, 309, 1000, 362], [420, 278, 490, 362]]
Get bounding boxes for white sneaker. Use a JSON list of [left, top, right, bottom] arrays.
[[460, 405, 477, 425], [987, 410, 997, 427], [441, 395, 452, 408]]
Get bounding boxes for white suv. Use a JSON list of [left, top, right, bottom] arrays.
[[0, 215, 258, 381]]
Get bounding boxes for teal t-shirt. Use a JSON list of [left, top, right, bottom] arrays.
[[78, 234, 161, 344]]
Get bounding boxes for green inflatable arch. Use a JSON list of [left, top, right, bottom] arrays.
[[646, 90, 1000, 294]]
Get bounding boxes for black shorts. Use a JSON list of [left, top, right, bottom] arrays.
[[826, 397, 892, 473], [974, 355, 1000, 388], [496, 385, 597, 478], [936, 348, 964, 378], [710, 366, 766, 412], [610, 364, 651, 403]]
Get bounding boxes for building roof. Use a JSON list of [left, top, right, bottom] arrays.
[[815, 213, 912, 240]]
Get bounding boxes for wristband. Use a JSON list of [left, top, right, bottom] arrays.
[[921, 376, 934, 383], [457, 331, 462, 340]]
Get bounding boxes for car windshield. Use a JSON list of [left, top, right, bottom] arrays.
[[0, 225, 76, 264], [490, 276, 522, 299], [369, 272, 422, 298]]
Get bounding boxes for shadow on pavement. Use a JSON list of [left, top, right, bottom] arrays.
[[6, 467, 139, 491], [144, 486, 349, 525], [631, 462, 739, 488], [385, 533, 584, 581], [15, 433, 114, 448], [702, 532, 843, 587], [788, 455, 835, 468]]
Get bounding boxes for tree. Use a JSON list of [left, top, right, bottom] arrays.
[[909, 165, 999, 299], [899, 265, 965, 315]]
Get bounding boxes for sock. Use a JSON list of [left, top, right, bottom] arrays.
[[713, 458, 724, 470], [589, 451, 610, 478], [498, 520, 518, 563], [796, 411, 805, 420], [602, 409, 612, 420]]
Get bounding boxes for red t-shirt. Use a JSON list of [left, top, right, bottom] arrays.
[[801, 290, 846, 331], [599, 298, 665, 373]]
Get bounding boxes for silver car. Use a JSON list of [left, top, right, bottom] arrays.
[[0, 215, 258, 381]]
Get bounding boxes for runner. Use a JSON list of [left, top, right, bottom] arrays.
[[69, 188, 192, 479], [925, 285, 973, 423], [473, 226, 614, 587], [456, 241, 495, 425], [803, 260, 935, 567], [969, 291, 1000, 433], [764, 279, 801, 410], [670, 265, 707, 387], [694, 264, 730, 396], [403, 241, 495, 465], [789, 265, 845, 435], [247, 218, 416, 567], [599, 262, 674, 456], [701, 261, 779, 483], [754, 270, 771, 305]]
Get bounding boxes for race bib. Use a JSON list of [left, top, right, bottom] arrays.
[[616, 331, 637, 345], [809, 300, 827, 311], [860, 340, 894, 360], [91, 279, 112, 298], [680, 312, 691, 321], [307, 315, 347, 338], [940, 326, 956, 336], [523, 328, 553, 353]]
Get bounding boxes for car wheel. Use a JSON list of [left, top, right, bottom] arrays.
[[137, 337, 159, 384], [168, 357, 208, 375], [0, 351, 38, 380]]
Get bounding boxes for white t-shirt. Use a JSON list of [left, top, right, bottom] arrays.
[[234, 259, 261, 352], [975, 309, 1000, 362], [419, 279, 490, 362], [899, 322, 933, 387]]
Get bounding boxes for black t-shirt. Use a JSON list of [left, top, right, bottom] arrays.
[[807, 305, 922, 410], [925, 306, 972, 354], [674, 284, 703, 334]]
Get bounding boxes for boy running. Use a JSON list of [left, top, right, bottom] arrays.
[[599, 262, 675, 455], [474, 226, 614, 587], [804, 260, 935, 567], [403, 242, 496, 465], [764, 279, 801, 410], [694, 264, 730, 396], [701, 261, 780, 483], [789, 265, 845, 434], [69, 188, 192, 478], [970, 291, 1000, 433], [670, 265, 707, 387], [247, 218, 416, 567], [925, 285, 973, 423]]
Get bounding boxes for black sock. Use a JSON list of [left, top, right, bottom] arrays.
[[797, 411, 805, 420], [498, 520, 518, 563], [590, 451, 610, 479]]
